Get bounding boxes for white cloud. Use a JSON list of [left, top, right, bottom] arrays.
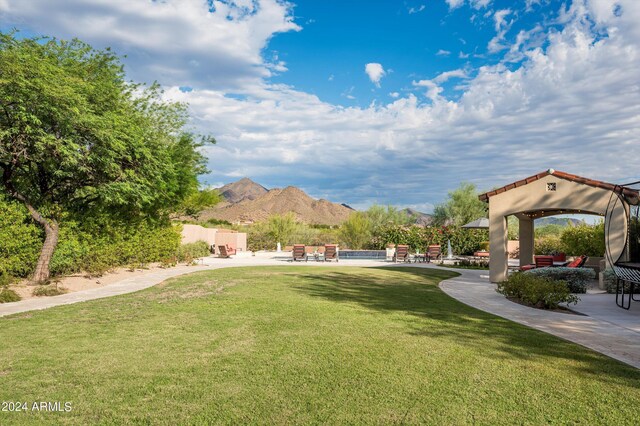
[[459, 51, 470, 58], [433, 69, 468, 83], [436, 49, 451, 56], [0, 0, 300, 90], [413, 69, 468, 100], [2, 0, 640, 208], [174, 0, 640, 206], [446, 0, 466, 9], [365, 63, 386, 87], [408, 5, 426, 14], [389, 92, 400, 98], [447, 0, 492, 10], [488, 9, 513, 53]]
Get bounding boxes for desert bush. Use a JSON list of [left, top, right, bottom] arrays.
[[446, 259, 489, 269], [32, 283, 68, 297], [0, 195, 41, 277], [177, 241, 210, 263], [560, 222, 605, 256], [497, 272, 579, 309], [205, 218, 233, 227], [535, 224, 565, 238], [535, 236, 564, 255], [603, 269, 640, 294], [1, 206, 183, 278], [0, 287, 21, 303], [339, 212, 372, 249], [523, 267, 594, 293]]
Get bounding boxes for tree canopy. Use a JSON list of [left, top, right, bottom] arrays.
[[432, 182, 487, 227], [0, 33, 213, 281]]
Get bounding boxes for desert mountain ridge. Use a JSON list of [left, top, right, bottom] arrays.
[[199, 178, 433, 226], [200, 179, 353, 225]]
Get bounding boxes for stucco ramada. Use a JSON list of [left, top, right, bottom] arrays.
[[479, 169, 640, 283]]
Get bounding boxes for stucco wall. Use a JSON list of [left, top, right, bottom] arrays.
[[181, 224, 217, 245], [181, 225, 247, 253], [215, 231, 247, 252]]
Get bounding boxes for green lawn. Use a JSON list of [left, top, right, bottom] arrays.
[[1, 266, 639, 424]]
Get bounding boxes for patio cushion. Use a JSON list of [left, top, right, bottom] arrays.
[[567, 255, 585, 268]]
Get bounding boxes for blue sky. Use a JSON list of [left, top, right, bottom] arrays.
[[2, 0, 639, 214], [266, 0, 558, 107]]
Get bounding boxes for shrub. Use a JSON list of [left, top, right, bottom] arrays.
[[446, 259, 489, 269], [205, 218, 232, 227], [535, 236, 564, 255], [523, 267, 594, 293], [0, 287, 21, 303], [497, 272, 579, 309], [603, 269, 640, 294], [177, 241, 210, 263], [371, 224, 487, 254], [0, 271, 16, 287], [32, 284, 68, 297], [340, 212, 372, 249], [560, 222, 605, 257], [0, 195, 41, 277]]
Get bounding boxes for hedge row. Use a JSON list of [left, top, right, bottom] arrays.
[[371, 224, 488, 255], [0, 196, 185, 279]]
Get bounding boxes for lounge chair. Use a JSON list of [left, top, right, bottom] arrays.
[[427, 245, 441, 262], [520, 255, 554, 271], [394, 245, 409, 263], [292, 244, 307, 262], [324, 244, 339, 262], [385, 246, 396, 262], [566, 255, 588, 268], [473, 251, 490, 259], [217, 245, 233, 258]]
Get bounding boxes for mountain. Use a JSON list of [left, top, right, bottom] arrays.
[[535, 217, 584, 227], [402, 208, 433, 226], [217, 177, 268, 204], [202, 181, 353, 225]]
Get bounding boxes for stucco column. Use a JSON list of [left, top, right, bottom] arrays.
[[518, 216, 534, 267], [489, 212, 508, 283]]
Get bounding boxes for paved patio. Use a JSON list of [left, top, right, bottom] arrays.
[[438, 266, 640, 369]]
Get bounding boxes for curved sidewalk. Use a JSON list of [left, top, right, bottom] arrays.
[[439, 267, 640, 369]]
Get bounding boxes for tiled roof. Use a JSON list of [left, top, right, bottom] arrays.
[[478, 169, 639, 202]]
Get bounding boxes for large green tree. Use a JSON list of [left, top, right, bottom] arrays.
[[0, 34, 212, 282], [432, 182, 488, 227]]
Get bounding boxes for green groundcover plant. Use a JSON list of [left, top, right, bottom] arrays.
[[523, 267, 594, 293], [497, 271, 579, 309]]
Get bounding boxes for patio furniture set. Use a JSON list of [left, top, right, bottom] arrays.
[[519, 253, 588, 271], [392, 244, 442, 263], [291, 244, 339, 262]]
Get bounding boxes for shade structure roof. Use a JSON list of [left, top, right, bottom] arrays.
[[462, 218, 489, 229], [478, 169, 639, 203]]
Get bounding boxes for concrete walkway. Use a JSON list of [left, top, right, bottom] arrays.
[[439, 267, 640, 369]]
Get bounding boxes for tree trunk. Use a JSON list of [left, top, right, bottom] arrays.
[[31, 219, 59, 284], [2, 179, 59, 283]]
